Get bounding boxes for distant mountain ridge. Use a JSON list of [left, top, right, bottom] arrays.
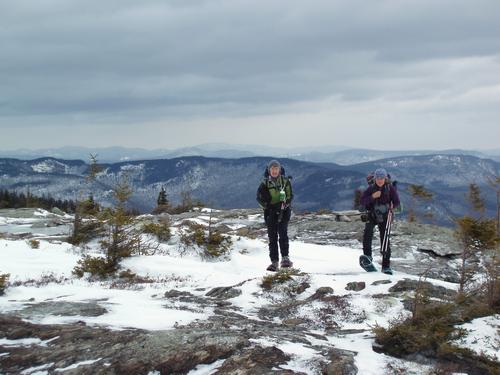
[[0, 154, 498, 226], [1, 144, 499, 164]]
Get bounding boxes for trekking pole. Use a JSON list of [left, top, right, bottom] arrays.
[[380, 209, 393, 258]]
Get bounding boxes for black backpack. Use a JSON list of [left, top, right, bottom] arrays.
[[366, 171, 398, 190]]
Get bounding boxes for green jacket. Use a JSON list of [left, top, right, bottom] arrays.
[[256, 175, 293, 209]]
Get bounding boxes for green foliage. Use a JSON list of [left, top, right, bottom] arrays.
[[28, 239, 40, 249], [0, 273, 9, 295], [374, 299, 500, 373], [455, 215, 499, 294], [261, 268, 304, 290], [118, 268, 138, 279], [467, 183, 485, 216], [87, 153, 103, 180], [179, 222, 232, 258], [67, 219, 105, 245], [97, 179, 140, 264], [0, 188, 76, 212], [72, 256, 118, 278], [142, 219, 172, 242], [373, 303, 460, 358], [79, 195, 100, 216], [407, 184, 433, 223], [72, 177, 147, 278], [455, 216, 498, 250], [157, 187, 169, 207], [486, 175, 500, 236], [205, 230, 232, 257]]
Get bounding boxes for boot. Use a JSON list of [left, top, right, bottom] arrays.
[[266, 261, 279, 272], [382, 266, 393, 275], [280, 256, 293, 268]]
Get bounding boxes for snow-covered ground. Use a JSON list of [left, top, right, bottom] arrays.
[[0, 209, 498, 374]]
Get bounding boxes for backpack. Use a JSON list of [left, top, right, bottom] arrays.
[[366, 171, 398, 190], [360, 171, 402, 218]]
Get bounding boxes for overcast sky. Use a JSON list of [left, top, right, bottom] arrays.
[[1, 0, 499, 151]]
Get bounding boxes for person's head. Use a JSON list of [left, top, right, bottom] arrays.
[[268, 160, 281, 178], [374, 168, 387, 187]]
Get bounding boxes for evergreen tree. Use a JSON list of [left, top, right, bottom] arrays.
[[407, 184, 433, 223], [467, 183, 485, 217], [486, 175, 500, 236], [100, 177, 139, 266], [157, 186, 169, 206], [456, 183, 499, 295]]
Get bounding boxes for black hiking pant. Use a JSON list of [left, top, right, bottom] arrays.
[[362, 217, 391, 268], [264, 207, 291, 262]]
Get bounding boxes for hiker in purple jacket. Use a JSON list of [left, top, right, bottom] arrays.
[[360, 168, 400, 274]]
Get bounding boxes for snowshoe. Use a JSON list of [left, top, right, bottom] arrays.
[[280, 256, 293, 268], [382, 267, 393, 275], [266, 261, 279, 272], [359, 255, 377, 272]]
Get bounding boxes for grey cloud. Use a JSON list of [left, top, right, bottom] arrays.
[[0, 0, 499, 134]]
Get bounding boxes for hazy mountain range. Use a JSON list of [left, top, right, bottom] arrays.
[[0, 153, 498, 226], [1, 144, 499, 164]]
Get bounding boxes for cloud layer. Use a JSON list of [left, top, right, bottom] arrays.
[[1, 0, 499, 149]]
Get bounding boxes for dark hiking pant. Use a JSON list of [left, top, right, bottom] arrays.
[[363, 218, 391, 268], [265, 207, 291, 262]]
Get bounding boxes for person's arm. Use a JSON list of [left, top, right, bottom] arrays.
[[360, 186, 374, 208], [256, 182, 271, 209]]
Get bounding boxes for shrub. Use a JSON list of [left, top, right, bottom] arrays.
[[72, 256, 118, 278], [118, 268, 138, 279], [28, 239, 40, 249], [261, 268, 304, 290], [179, 222, 232, 258], [0, 273, 9, 296], [68, 219, 105, 245], [142, 220, 172, 242], [373, 303, 462, 358], [205, 230, 232, 257]]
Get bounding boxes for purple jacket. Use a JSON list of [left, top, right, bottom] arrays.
[[360, 183, 400, 211]]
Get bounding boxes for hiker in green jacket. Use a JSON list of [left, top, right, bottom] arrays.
[[256, 160, 294, 272]]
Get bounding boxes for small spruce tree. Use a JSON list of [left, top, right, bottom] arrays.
[[407, 184, 433, 223], [455, 184, 499, 295]]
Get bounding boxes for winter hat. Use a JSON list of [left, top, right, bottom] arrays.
[[268, 159, 281, 172], [374, 168, 388, 179]]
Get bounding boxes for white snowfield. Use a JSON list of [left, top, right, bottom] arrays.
[[0, 211, 498, 375]]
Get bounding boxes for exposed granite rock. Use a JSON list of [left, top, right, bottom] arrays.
[[206, 286, 243, 300], [321, 348, 358, 375], [214, 346, 299, 374], [16, 301, 108, 319], [389, 279, 457, 300], [0, 315, 249, 375], [345, 282, 366, 291]]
